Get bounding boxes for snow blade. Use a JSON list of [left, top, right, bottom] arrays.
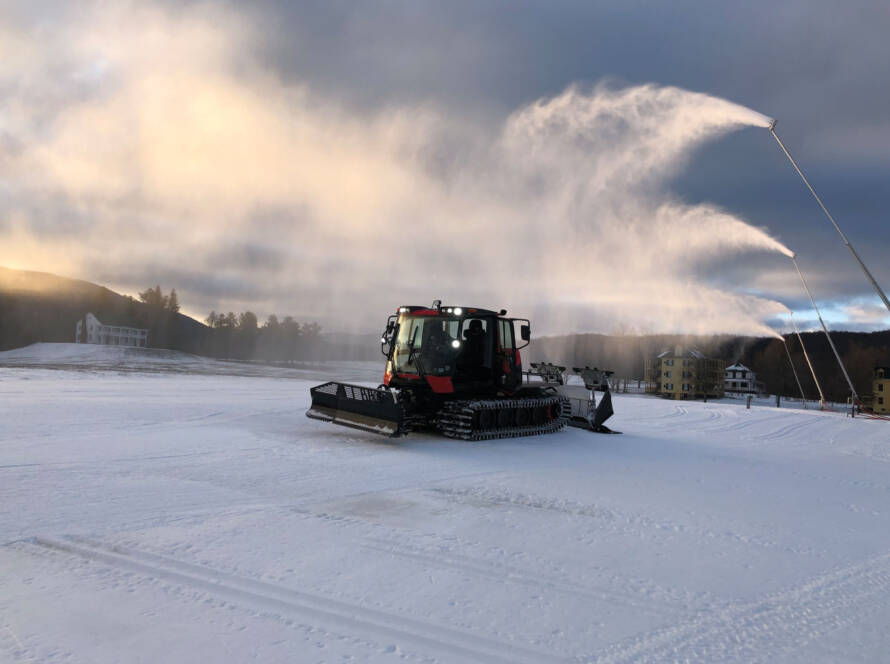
[[307, 381, 405, 437], [590, 389, 620, 434]]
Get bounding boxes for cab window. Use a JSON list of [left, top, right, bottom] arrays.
[[498, 319, 514, 350]]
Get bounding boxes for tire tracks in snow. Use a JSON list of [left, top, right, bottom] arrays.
[[587, 548, 890, 663], [19, 535, 564, 664]]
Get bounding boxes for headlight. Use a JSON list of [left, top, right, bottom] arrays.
[[451, 339, 461, 348], [453, 307, 463, 316], [380, 337, 387, 343]]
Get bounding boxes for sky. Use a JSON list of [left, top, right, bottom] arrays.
[[1, 0, 888, 335]]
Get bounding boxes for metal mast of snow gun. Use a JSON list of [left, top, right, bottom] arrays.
[[769, 119, 890, 314]]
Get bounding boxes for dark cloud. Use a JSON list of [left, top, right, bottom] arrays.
[[207, 242, 289, 273], [229, 0, 890, 328], [235, 1, 890, 123]]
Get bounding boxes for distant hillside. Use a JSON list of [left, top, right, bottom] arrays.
[[0, 267, 208, 352], [0, 267, 377, 361], [3, 267, 886, 397], [531, 329, 890, 403]]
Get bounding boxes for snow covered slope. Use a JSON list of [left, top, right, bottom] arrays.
[[2, 354, 889, 662], [0, 342, 378, 381], [0, 342, 204, 366]]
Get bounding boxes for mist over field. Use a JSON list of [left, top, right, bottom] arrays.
[[0, 2, 798, 337]]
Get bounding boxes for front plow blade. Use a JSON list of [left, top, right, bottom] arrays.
[[307, 382, 405, 437], [590, 390, 620, 434]]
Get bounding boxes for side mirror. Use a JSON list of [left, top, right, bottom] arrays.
[[520, 324, 531, 341], [381, 321, 399, 356]]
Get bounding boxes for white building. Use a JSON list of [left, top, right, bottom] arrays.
[[724, 362, 763, 395], [75, 313, 148, 347]]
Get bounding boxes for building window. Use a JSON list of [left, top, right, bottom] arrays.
[[879, 397, 884, 405], [665, 359, 674, 366], [664, 383, 674, 390], [664, 371, 671, 378], [880, 383, 884, 392]]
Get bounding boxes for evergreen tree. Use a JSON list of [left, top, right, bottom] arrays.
[[235, 311, 259, 358], [281, 316, 301, 360], [167, 289, 180, 313], [238, 311, 258, 330], [138, 285, 168, 309]]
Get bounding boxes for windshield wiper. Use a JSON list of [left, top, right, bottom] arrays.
[[407, 326, 426, 378]]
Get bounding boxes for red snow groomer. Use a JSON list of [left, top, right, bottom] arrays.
[[306, 301, 617, 440]]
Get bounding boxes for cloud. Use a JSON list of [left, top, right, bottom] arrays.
[[1, 1, 796, 336]]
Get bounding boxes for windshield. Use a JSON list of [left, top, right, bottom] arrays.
[[391, 315, 463, 376]]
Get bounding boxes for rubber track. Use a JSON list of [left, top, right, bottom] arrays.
[[436, 395, 571, 441]]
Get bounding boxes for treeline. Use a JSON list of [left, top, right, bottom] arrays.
[[135, 287, 331, 360], [531, 329, 890, 403], [745, 331, 889, 403], [131, 286, 330, 360], [203, 311, 323, 361], [0, 269, 356, 360], [133, 285, 195, 351], [3, 268, 884, 389]]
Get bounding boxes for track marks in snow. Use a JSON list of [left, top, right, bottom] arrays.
[[624, 400, 833, 447], [292, 503, 715, 616], [590, 549, 890, 663], [0, 623, 36, 664], [700, 412, 820, 445], [432, 486, 813, 556], [756, 418, 809, 441], [361, 538, 686, 617], [19, 536, 563, 664]]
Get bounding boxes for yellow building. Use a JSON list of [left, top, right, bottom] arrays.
[[645, 346, 725, 400], [873, 366, 890, 414]]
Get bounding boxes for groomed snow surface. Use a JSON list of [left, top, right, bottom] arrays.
[[2, 343, 889, 663]]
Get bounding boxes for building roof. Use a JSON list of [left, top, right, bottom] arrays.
[[83, 312, 148, 331], [656, 346, 705, 359], [726, 363, 751, 372]]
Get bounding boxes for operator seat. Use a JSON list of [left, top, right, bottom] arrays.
[[459, 319, 486, 375], [424, 324, 451, 375]]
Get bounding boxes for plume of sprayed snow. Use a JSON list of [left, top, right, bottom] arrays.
[[0, 3, 791, 338]]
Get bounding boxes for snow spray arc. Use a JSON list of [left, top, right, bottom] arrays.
[[0, 5, 791, 335]]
